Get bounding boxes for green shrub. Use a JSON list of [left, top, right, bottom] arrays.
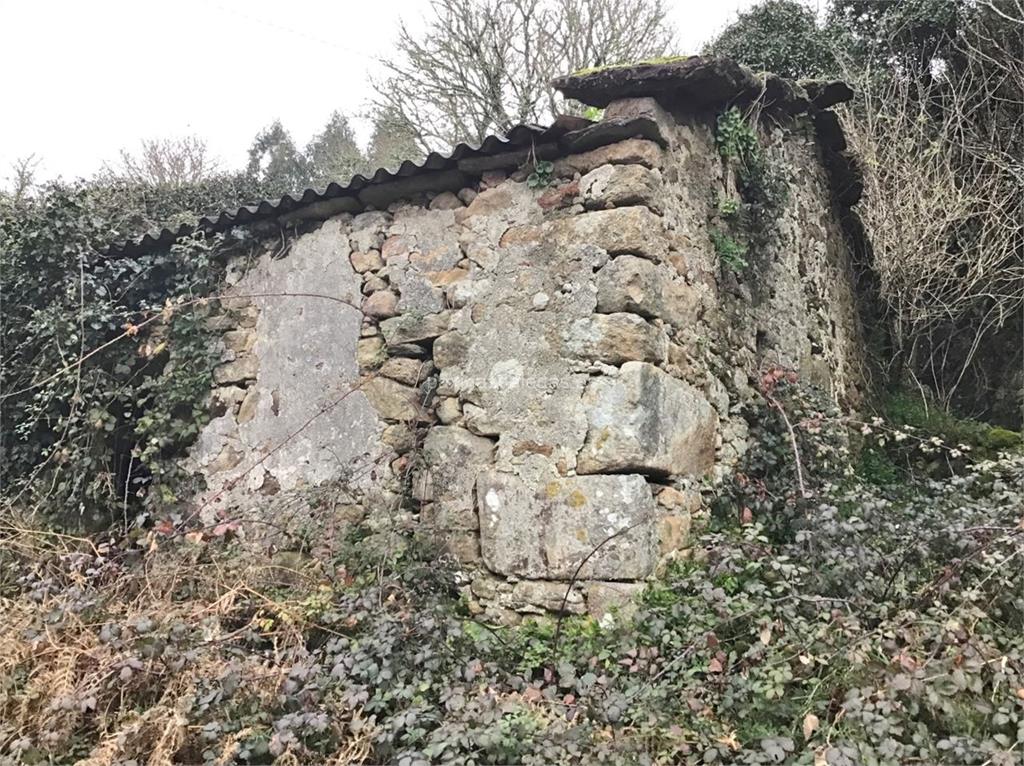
[[882, 389, 1023, 459], [2, 390, 1021, 764], [710, 228, 749, 273]]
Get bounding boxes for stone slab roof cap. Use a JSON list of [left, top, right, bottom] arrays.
[[551, 55, 852, 114]]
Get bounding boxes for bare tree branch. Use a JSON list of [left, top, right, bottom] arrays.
[[836, 5, 1024, 407], [109, 137, 218, 187], [5, 155, 41, 201], [370, 0, 676, 153]]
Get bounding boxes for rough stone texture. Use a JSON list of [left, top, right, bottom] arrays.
[[380, 357, 435, 386], [577, 362, 717, 476], [382, 423, 416, 453], [656, 486, 700, 513], [185, 75, 872, 615], [553, 56, 768, 110], [379, 311, 452, 345], [595, 255, 702, 328], [586, 581, 645, 620], [434, 228, 608, 471], [350, 250, 383, 273], [223, 329, 256, 354], [477, 469, 657, 580], [350, 211, 390, 253], [430, 191, 464, 210], [657, 513, 692, 555], [416, 426, 495, 531], [436, 397, 462, 424], [363, 377, 429, 422], [363, 290, 399, 318], [501, 206, 668, 262], [236, 387, 260, 424], [356, 336, 384, 368], [603, 96, 675, 129], [213, 356, 258, 385], [563, 313, 668, 365], [800, 78, 855, 109], [426, 267, 469, 287], [554, 138, 664, 177], [511, 581, 585, 615], [580, 163, 663, 211], [212, 385, 246, 414], [382, 206, 462, 314]]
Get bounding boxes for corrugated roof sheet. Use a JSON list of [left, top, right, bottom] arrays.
[[107, 121, 576, 257], [108, 57, 852, 258]]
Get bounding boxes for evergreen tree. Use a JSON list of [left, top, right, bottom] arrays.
[[305, 111, 366, 187], [246, 120, 309, 196], [365, 107, 422, 173]]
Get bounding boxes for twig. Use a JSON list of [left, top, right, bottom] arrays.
[[550, 518, 648, 662], [765, 389, 809, 499]]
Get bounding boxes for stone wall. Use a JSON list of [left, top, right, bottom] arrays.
[[187, 65, 869, 621]]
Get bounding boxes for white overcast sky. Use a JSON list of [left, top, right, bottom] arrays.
[[0, 0, 761, 184]]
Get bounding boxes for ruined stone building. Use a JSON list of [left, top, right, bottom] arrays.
[[114, 58, 871, 621]]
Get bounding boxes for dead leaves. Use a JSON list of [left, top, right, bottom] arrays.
[[802, 712, 820, 740]]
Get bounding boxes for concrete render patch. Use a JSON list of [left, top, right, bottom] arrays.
[[191, 217, 381, 494]]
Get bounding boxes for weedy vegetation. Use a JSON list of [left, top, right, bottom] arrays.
[[1, 357, 1021, 764]]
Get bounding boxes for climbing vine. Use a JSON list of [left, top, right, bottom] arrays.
[[715, 106, 788, 212], [711, 107, 790, 276], [0, 181, 239, 528]]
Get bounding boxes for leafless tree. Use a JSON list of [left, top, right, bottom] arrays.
[[371, 0, 675, 152], [4, 155, 41, 201], [112, 136, 218, 187], [837, 5, 1024, 407]]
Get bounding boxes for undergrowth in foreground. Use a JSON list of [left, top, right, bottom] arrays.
[[1, 440, 1021, 764]]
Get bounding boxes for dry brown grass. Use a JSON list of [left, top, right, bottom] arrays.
[[0, 520, 375, 765]]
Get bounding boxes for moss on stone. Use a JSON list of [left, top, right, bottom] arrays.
[[984, 427, 1023, 451], [570, 55, 694, 78], [883, 389, 1022, 456]]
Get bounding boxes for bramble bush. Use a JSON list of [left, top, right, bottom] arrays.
[[2, 157, 1021, 766], [1, 369, 1021, 765]]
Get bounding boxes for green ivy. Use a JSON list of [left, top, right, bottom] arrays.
[[716, 107, 761, 163], [526, 159, 554, 189], [705, 0, 838, 79], [710, 228, 750, 273], [1, 182, 238, 528], [716, 107, 789, 213]]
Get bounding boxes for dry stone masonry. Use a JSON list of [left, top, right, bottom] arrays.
[[186, 58, 870, 622]]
